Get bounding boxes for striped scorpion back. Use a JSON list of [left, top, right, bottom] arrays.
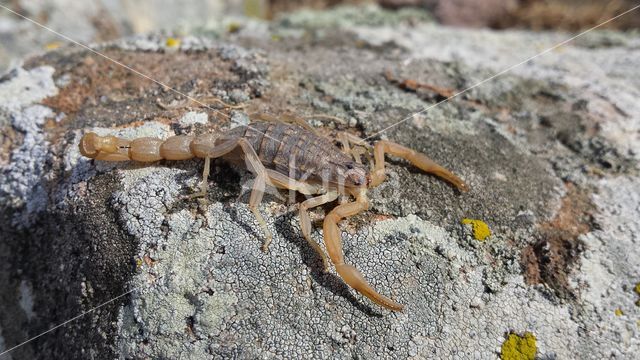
[[234, 121, 355, 184]]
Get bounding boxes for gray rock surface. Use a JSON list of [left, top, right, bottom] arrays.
[[1, 5, 639, 359]]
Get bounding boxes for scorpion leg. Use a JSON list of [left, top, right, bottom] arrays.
[[299, 191, 338, 271], [337, 132, 351, 153], [250, 112, 318, 135], [281, 113, 319, 135], [370, 140, 469, 192], [263, 169, 333, 270], [323, 190, 404, 311], [339, 132, 371, 149], [338, 132, 372, 165], [337, 133, 357, 162], [264, 169, 322, 196], [187, 157, 211, 199], [236, 139, 274, 252], [193, 137, 275, 250]]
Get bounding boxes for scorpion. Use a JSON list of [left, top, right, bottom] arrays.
[[79, 116, 468, 311]]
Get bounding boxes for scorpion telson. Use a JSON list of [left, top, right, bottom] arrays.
[[80, 118, 468, 311]]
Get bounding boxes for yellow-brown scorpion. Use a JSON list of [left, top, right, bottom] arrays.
[[80, 116, 468, 311]]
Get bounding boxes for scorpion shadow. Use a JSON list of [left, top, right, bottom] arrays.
[[223, 202, 264, 244], [273, 213, 383, 317], [223, 204, 380, 315]]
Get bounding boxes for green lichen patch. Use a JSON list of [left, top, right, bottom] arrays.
[[501, 332, 537, 360]]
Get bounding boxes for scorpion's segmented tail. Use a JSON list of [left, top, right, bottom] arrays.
[[79, 132, 223, 162]]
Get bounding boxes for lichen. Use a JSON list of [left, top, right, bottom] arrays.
[[614, 308, 624, 316], [462, 218, 492, 241], [500, 332, 537, 360], [44, 42, 62, 50], [634, 282, 640, 296], [227, 22, 242, 33], [165, 37, 180, 48]]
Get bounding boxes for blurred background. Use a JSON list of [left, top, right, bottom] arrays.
[[1, 0, 639, 73]]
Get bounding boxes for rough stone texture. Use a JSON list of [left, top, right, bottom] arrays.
[[1, 5, 639, 360]]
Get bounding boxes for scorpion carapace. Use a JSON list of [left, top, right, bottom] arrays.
[[80, 119, 468, 311]]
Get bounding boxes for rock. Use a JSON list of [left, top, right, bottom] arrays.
[[1, 5, 639, 359]]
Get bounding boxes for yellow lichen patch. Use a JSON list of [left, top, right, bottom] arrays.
[[634, 282, 640, 295], [462, 218, 491, 241], [135, 258, 143, 269], [44, 41, 63, 50], [500, 332, 537, 360], [165, 37, 180, 48], [227, 22, 242, 33], [614, 308, 624, 316]]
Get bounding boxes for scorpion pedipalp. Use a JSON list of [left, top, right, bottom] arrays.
[[322, 188, 404, 311], [370, 140, 469, 191]]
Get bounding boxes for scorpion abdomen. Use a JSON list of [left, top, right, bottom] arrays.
[[239, 121, 351, 183]]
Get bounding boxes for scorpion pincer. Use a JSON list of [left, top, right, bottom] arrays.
[[79, 118, 468, 311]]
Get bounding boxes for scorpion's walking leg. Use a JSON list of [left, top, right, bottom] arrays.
[[250, 112, 318, 135], [281, 113, 319, 135], [192, 136, 274, 250], [299, 191, 338, 271], [337, 133, 359, 163], [370, 140, 469, 191], [264, 169, 321, 196], [264, 169, 334, 270], [323, 190, 404, 311], [338, 132, 372, 165], [237, 139, 274, 252], [187, 157, 211, 199]]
